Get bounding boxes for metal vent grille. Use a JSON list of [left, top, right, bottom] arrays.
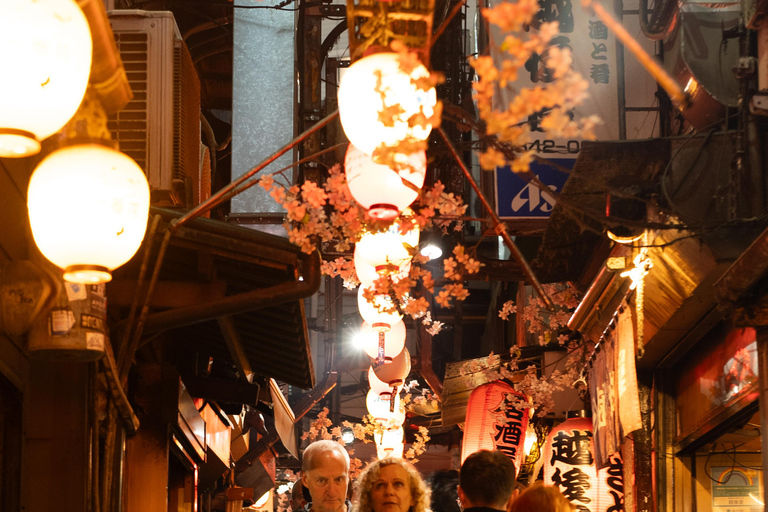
[[108, 32, 149, 171]]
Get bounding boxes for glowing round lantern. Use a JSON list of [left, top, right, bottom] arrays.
[[0, 0, 93, 157], [371, 347, 411, 385], [337, 52, 437, 156], [368, 349, 411, 394], [358, 286, 403, 331], [345, 144, 426, 220], [355, 221, 420, 286], [461, 381, 531, 472], [366, 389, 406, 425], [359, 320, 406, 364], [543, 413, 598, 512], [375, 427, 405, 460], [27, 144, 150, 283]]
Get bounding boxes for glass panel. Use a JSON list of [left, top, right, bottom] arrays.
[[676, 326, 758, 438]]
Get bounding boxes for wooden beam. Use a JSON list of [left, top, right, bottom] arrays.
[[181, 375, 261, 406], [107, 279, 227, 308], [217, 316, 252, 381]]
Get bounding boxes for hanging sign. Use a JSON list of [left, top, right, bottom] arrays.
[[461, 381, 531, 471]]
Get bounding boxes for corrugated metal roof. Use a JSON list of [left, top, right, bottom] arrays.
[[110, 207, 317, 389]]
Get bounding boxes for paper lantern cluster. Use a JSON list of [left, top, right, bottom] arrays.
[[543, 415, 625, 512]]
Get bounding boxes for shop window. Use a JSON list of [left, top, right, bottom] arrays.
[[676, 326, 758, 442]]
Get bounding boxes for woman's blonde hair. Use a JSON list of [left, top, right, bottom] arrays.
[[351, 458, 431, 512], [508, 483, 574, 512]]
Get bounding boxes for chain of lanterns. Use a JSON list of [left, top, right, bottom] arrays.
[[3, 0, 151, 285], [339, 49, 438, 459]]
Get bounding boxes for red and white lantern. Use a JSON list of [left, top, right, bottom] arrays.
[[358, 320, 406, 363], [543, 414, 624, 512], [354, 221, 420, 286], [374, 427, 405, 460], [358, 286, 402, 331], [461, 381, 531, 472]]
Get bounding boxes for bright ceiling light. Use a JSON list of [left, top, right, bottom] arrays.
[[0, 0, 92, 157], [420, 243, 442, 260], [27, 144, 150, 283]]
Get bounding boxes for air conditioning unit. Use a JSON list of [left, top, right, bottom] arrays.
[[107, 10, 203, 206]]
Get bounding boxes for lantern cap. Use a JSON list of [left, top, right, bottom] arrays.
[[64, 265, 112, 284], [566, 409, 592, 419], [0, 128, 40, 157], [369, 204, 400, 220]]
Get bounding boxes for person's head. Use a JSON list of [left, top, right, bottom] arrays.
[[425, 470, 459, 512], [291, 479, 309, 512], [507, 483, 573, 512], [458, 450, 517, 510], [301, 440, 351, 512], [352, 458, 431, 512]]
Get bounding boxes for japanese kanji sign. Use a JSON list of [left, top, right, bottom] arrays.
[[461, 381, 531, 471]]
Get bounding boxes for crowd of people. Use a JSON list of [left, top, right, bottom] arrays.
[[289, 440, 574, 512]]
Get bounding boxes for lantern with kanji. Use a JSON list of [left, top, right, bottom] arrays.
[[461, 381, 531, 471], [543, 412, 624, 512]]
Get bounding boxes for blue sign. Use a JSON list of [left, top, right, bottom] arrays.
[[495, 158, 574, 219]]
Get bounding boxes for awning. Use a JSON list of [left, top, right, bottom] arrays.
[[109, 207, 318, 390]]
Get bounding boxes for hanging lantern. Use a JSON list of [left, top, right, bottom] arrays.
[[358, 320, 406, 365], [543, 413, 600, 512], [337, 52, 437, 156], [371, 347, 411, 384], [596, 452, 624, 512], [0, 0, 93, 157], [358, 286, 403, 331], [461, 381, 531, 472], [345, 144, 426, 220], [27, 144, 150, 283], [366, 389, 406, 426], [374, 427, 405, 460], [368, 348, 411, 394], [355, 221, 420, 286]]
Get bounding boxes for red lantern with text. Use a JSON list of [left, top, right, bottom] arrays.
[[461, 381, 531, 472], [543, 413, 624, 512]]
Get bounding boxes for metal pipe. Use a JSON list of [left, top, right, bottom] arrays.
[[437, 127, 554, 310], [172, 110, 340, 230], [582, 0, 688, 109], [136, 250, 322, 335]]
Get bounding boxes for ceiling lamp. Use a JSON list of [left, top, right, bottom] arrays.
[[27, 143, 150, 283], [357, 286, 403, 331], [0, 0, 93, 157], [359, 320, 406, 363], [337, 52, 437, 156], [355, 221, 420, 286], [366, 389, 406, 426], [374, 427, 405, 460], [345, 144, 426, 220]]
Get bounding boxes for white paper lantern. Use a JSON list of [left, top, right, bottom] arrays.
[[338, 52, 437, 156], [366, 389, 406, 425], [371, 347, 411, 385], [358, 286, 403, 331], [0, 0, 92, 157], [345, 144, 426, 220], [359, 320, 406, 362], [354, 222, 420, 286], [27, 144, 150, 283], [375, 427, 405, 460]]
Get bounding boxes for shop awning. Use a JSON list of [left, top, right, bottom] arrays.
[[109, 208, 318, 390]]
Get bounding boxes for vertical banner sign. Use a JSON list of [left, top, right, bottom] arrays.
[[461, 382, 531, 472], [544, 416, 624, 512], [490, 0, 620, 220]]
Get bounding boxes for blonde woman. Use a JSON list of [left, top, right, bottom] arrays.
[[351, 458, 431, 512], [507, 483, 574, 512]]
